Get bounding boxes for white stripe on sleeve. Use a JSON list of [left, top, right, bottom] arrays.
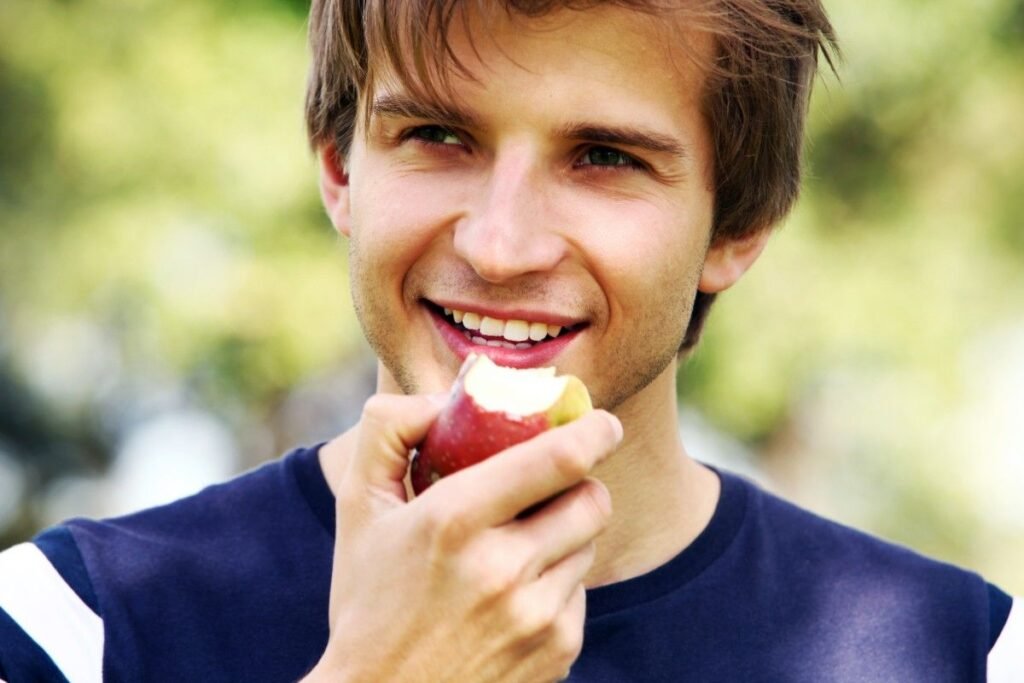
[[0, 543, 104, 683], [989, 597, 1024, 683]]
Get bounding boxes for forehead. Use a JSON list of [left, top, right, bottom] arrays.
[[363, 3, 715, 115]]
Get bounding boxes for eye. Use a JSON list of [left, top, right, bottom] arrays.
[[406, 125, 463, 147], [579, 146, 643, 169]]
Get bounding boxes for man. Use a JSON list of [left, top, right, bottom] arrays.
[[0, 1, 1019, 681]]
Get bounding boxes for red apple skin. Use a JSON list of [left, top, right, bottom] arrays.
[[411, 387, 550, 495]]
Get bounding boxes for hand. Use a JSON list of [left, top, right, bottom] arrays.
[[303, 392, 622, 683]]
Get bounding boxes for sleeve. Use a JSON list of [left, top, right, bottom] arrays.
[[987, 583, 1022, 682], [0, 527, 104, 683]]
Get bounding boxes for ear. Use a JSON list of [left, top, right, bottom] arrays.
[[698, 228, 771, 293], [318, 143, 352, 237]]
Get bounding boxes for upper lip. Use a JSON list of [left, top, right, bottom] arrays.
[[426, 299, 585, 328]]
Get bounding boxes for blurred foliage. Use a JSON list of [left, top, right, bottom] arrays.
[[0, 0, 363, 547], [1, 0, 1022, 592], [679, 0, 1024, 592]]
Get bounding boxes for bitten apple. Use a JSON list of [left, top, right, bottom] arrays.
[[410, 353, 593, 495]]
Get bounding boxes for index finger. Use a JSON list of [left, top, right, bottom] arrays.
[[419, 410, 622, 529], [347, 392, 448, 498]]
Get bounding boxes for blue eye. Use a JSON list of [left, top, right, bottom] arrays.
[[582, 146, 639, 168], [409, 125, 462, 146]]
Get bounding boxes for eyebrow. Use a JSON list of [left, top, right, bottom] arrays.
[[371, 93, 481, 130], [372, 94, 689, 160], [557, 122, 690, 160]]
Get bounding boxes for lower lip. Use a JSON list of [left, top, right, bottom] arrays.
[[427, 307, 581, 369]]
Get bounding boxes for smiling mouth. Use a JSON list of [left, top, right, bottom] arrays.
[[425, 301, 585, 350]]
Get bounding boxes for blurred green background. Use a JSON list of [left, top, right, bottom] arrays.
[[0, 0, 1021, 594]]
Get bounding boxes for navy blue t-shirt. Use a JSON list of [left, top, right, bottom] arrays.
[[0, 444, 1018, 681]]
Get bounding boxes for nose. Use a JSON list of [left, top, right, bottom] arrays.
[[452, 148, 568, 283]]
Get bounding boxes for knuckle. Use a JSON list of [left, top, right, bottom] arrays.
[[465, 539, 531, 599], [548, 441, 589, 482], [360, 394, 396, 424], [580, 480, 612, 530], [473, 555, 520, 600], [552, 616, 584, 664], [577, 541, 598, 571], [422, 501, 472, 552], [550, 588, 586, 663], [509, 595, 559, 638]]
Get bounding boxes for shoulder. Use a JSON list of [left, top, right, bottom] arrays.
[[0, 444, 332, 682], [65, 443, 333, 625], [0, 527, 99, 683], [729, 471, 1019, 672], [739, 472, 982, 589], [68, 444, 325, 562]]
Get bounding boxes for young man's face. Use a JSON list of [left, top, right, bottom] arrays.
[[324, 5, 758, 411]]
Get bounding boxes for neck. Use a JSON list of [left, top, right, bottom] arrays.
[[583, 360, 720, 588]]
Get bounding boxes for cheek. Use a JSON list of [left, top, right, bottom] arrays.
[[576, 199, 712, 298], [351, 168, 466, 257]]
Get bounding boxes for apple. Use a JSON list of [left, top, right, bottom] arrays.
[[410, 353, 593, 495]]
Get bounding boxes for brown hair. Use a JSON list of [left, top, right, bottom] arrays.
[[305, 0, 838, 353]]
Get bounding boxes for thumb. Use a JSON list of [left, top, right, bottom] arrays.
[[347, 392, 447, 501]]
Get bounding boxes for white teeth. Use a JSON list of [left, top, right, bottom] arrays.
[[471, 335, 488, 345], [447, 307, 570, 343], [503, 319, 530, 342], [479, 316, 504, 336], [515, 342, 532, 349]]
